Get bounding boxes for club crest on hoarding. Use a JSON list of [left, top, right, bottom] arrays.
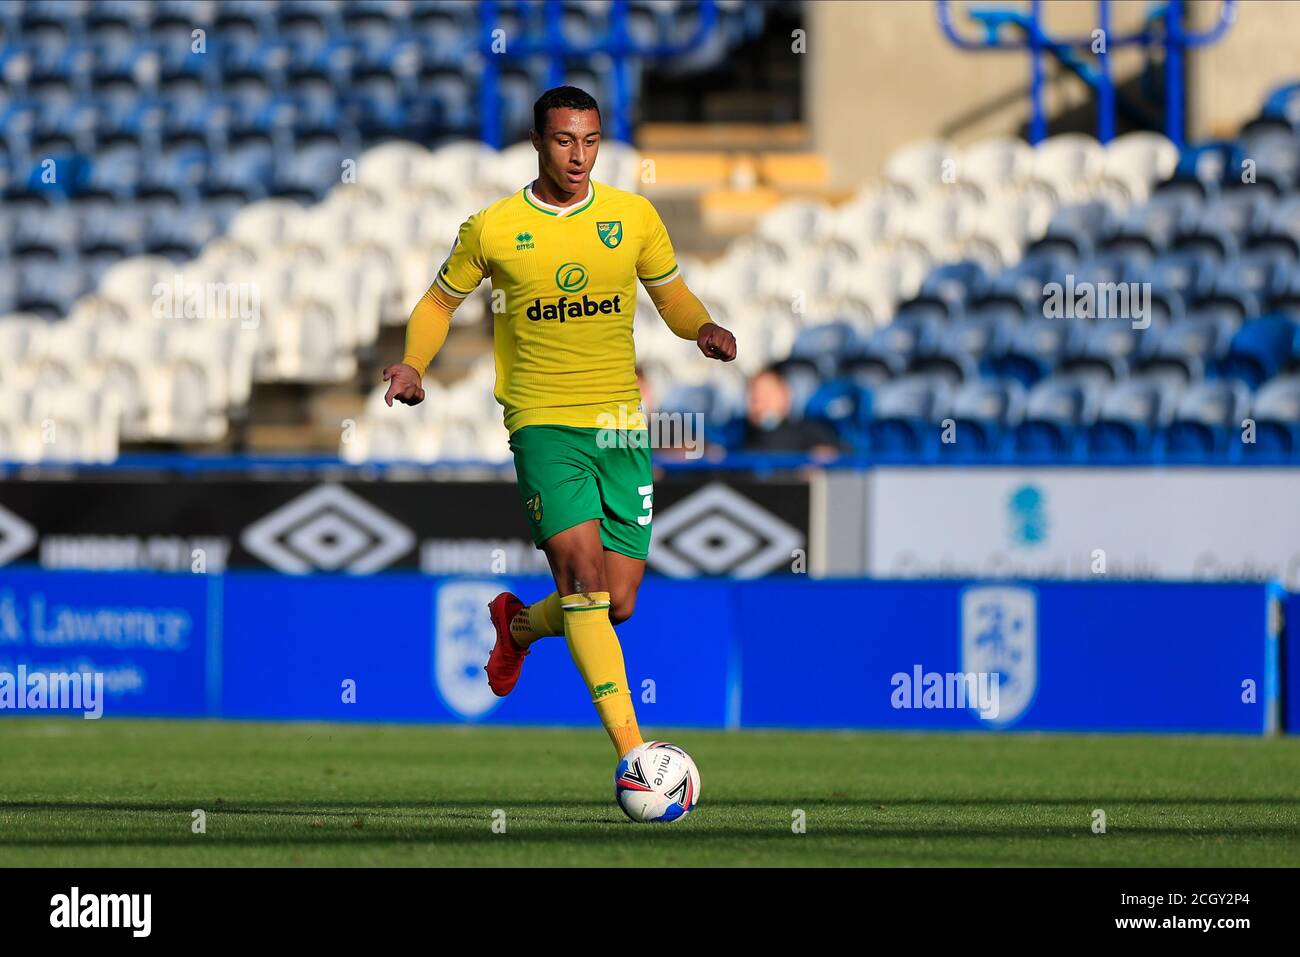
[[433, 580, 504, 721], [961, 585, 1037, 726], [1008, 484, 1048, 548]]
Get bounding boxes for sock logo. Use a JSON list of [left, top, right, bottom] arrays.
[[593, 680, 620, 699]]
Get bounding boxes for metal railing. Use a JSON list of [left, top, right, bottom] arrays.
[[936, 0, 1237, 147], [476, 0, 721, 146]]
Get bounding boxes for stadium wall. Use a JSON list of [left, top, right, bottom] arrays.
[[860, 468, 1300, 589], [808, 0, 1300, 186], [0, 569, 1281, 735]]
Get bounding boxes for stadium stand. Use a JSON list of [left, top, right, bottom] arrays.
[[0, 1, 1297, 465]]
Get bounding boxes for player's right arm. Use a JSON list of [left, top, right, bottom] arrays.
[[383, 211, 490, 407]]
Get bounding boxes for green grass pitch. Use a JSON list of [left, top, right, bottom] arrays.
[[1, 718, 1298, 867]]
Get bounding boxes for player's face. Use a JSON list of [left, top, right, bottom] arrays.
[[533, 108, 601, 193]]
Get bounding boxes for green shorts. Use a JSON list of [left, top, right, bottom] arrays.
[[509, 424, 653, 560]]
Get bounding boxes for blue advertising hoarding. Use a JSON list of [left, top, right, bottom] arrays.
[[0, 568, 211, 718], [0, 569, 1284, 734], [736, 579, 1279, 733]]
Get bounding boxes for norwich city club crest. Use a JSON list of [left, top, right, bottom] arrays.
[[525, 492, 543, 523], [596, 221, 623, 248]]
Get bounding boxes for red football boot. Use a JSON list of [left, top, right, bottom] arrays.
[[485, 592, 529, 696]]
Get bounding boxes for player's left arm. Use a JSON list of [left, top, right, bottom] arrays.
[[637, 198, 736, 363], [645, 276, 736, 362]]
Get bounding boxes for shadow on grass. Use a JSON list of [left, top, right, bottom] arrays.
[[0, 822, 1298, 850], [3, 796, 1300, 814]]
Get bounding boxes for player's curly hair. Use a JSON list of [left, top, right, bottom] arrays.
[[533, 86, 601, 135]]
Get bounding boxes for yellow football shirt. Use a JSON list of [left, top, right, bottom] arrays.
[[434, 180, 680, 433]]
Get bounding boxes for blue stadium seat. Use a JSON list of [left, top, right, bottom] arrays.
[[892, 295, 958, 326], [80, 206, 148, 258], [932, 313, 1014, 362], [1012, 375, 1101, 458], [982, 317, 1075, 388], [1062, 318, 1148, 382], [11, 205, 79, 261], [1085, 379, 1177, 458], [908, 350, 977, 386], [790, 321, 867, 378], [1080, 248, 1153, 287], [16, 260, 90, 319], [1037, 201, 1113, 260], [864, 375, 951, 457], [943, 379, 1026, 457], [1135, 317, 1224, 384], [1235, 126, 1300, 193], [862, 313, 939, 363], [1213, 314, 1299, 388], [1150, 248, 1217, 301], [1191, 280, 1260, 326], [1161, 380, 1252, 460], [803, 379, 872, 445], [1270, 269, 1300, 320], [918, 259, 990, 310], [1224, 248, 1293, 300], [659, 381, 742, 432], [1244, 374, 1300, 458], [837, 352, 905, 389]]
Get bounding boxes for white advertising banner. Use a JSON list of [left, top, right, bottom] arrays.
[[867, 468, 1300, 589]]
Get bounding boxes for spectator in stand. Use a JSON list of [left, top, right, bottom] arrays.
[[740, 366, 842, 458]]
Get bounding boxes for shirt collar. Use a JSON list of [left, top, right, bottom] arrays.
[[523, 180, 596, 217]]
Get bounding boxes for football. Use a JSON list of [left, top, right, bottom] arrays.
[[614, 741, 701, 823]]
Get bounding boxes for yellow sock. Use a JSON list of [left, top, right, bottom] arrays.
[[561, 591, 644, 758], [509, 592, 564, 648]]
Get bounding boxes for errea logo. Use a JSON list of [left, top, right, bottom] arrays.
[[515, 231, 534, 250]]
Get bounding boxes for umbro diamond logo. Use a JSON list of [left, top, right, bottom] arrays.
[[240, 485, 415, 574], [648, 483, 803, 578], [0, 502, 37, 566]]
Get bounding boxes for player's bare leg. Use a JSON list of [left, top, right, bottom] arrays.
[[540, 519, 608, 596], [486, 527, 646, 696], [604, 549, 645, 625]]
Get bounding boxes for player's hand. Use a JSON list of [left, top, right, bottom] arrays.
[[382, 363, 426, 407], [697, 323, 736, 362]]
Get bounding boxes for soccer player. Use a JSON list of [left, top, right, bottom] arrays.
[[382, 87, 736, 758]]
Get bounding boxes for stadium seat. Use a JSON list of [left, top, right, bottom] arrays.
[[865, 374, 952, 458], [1243, 374, 1300, 458], [943, 379, 1026, 457], [1012, 375, 1101, 458], [1161, 380, 1252, 460], [803, 378, 872, 445], [1214, 315, 1299, 388], [1085, 378, 1178, 458]]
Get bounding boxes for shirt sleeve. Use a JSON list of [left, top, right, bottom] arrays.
[[636, 197, 680, 288], [434, 210, 489, 299]]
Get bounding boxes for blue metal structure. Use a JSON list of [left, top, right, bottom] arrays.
[[476, 0, 721, 145], [936, 0, 1237, 146]]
